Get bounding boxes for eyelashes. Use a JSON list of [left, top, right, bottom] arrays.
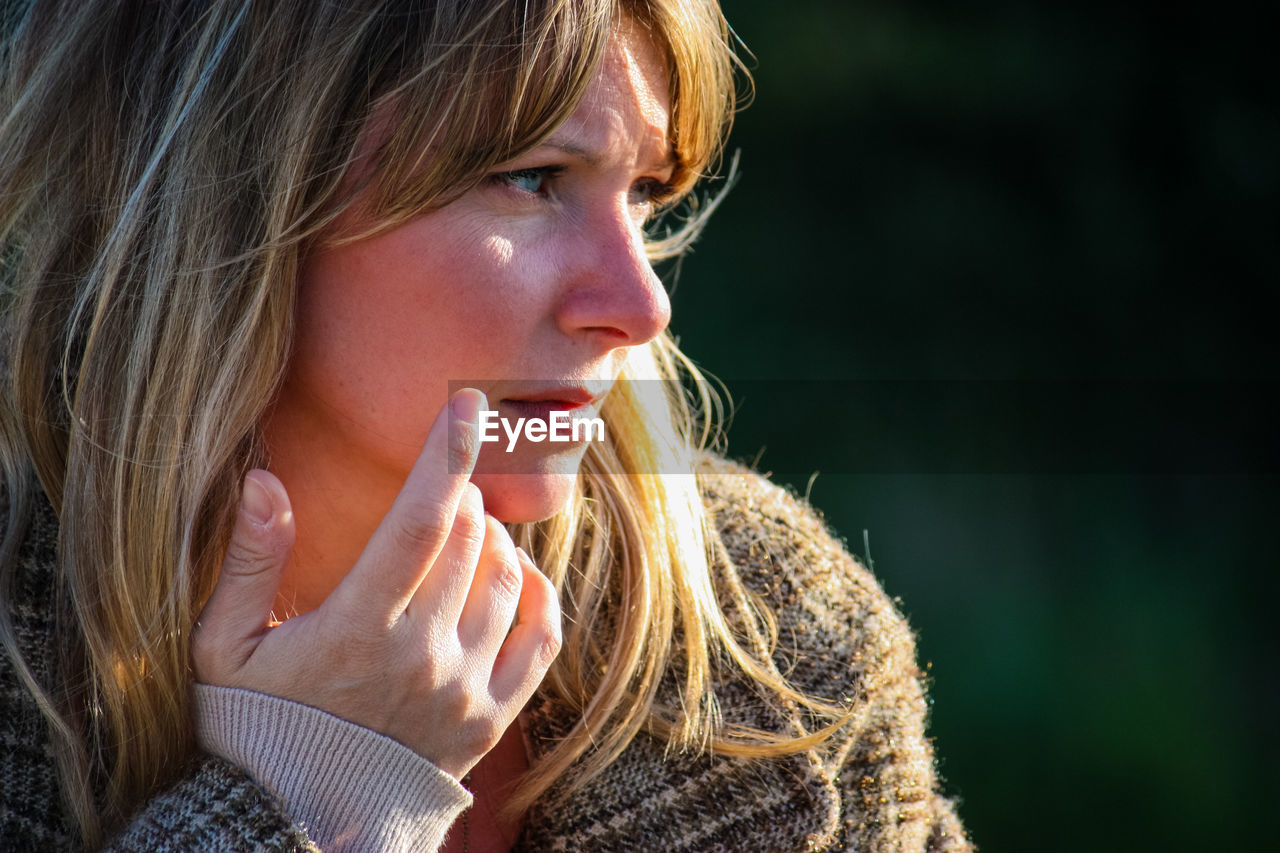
[[489, 166, 677, 214], [492, 166, 563, 195], [630, 176, 678, 209]]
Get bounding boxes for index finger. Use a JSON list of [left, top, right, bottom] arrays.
[[330, 387, 486, 619]]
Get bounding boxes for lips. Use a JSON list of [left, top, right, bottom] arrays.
[[502, 397, 590, 410], [496, 384, 606, 427], [501, 386, 600, 407], [498, 399, 588, 424]]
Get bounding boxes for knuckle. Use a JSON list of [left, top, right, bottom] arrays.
[[446, 431, 477, 475], [391, 510, 452, 555], [453, 494, 485, 544], [535, 571, 560, 608], [434, 679, 474, 721], [493, 555, 522, 598], [221, 535, 274, 578], [536, 620, 562, 667], [459, 716, 503, 756], [409, 635, 454, 686]]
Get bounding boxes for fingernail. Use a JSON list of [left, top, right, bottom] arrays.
[[242, 476, 272, 524], [451, 388, 485, 424], [515, 546, 532, 565]]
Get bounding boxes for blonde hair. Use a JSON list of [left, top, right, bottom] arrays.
[[1, 0, 849, 844]]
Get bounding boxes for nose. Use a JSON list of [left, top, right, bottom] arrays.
[[555, 204, 671, 349]]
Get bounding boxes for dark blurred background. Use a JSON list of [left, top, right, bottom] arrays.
[[664, 1, 1278, 849]]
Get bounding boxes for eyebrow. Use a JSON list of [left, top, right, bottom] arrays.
[[540, 139, 677, 173]]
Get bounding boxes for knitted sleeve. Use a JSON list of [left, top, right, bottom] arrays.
[[191, 684, 470, 852], [697, 454, 975, 852]]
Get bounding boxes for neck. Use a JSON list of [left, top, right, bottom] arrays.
[[261, 400, 405, 616]]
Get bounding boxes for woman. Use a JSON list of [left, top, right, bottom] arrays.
[[0, 1, 972, 850]]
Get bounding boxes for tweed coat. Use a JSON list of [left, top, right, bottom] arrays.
[[1, 455, 972, 851]]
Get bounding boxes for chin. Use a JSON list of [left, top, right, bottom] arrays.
[[469, 446, 585, 523], [470, 472, 577, 522]]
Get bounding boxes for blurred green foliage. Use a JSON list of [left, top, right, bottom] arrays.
[[666, 1, 1277, 849]]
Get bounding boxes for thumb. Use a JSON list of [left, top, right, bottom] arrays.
[[193, 470, 296, 683]]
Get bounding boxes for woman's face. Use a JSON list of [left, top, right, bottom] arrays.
[[269, 21, 674, 523]]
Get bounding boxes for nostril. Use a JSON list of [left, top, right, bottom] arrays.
[[556, 281, 668, 348], [583, 326, 631, 345], [554, 212, 672, 347]]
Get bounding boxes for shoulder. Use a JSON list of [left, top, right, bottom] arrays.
[[0, 489, 319, 852], [695, 451, 921, 707], [695, 453, 974, 851], [695, 451, 878, 598], [519, 454, 972, 851]]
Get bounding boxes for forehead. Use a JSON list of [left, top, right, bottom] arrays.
[[547, 20, 673, 168]]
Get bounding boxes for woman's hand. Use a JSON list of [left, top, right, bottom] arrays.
[[192, 388, 560, 780]]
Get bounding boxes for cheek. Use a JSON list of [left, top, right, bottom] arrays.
[[287, 221, 555, 451]]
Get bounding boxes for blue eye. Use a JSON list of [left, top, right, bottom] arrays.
[[495, 166, 564, 196], [504, 168, 545, 194]]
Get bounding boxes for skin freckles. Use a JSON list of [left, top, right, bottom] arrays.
[[263, 23, 675, 615]]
